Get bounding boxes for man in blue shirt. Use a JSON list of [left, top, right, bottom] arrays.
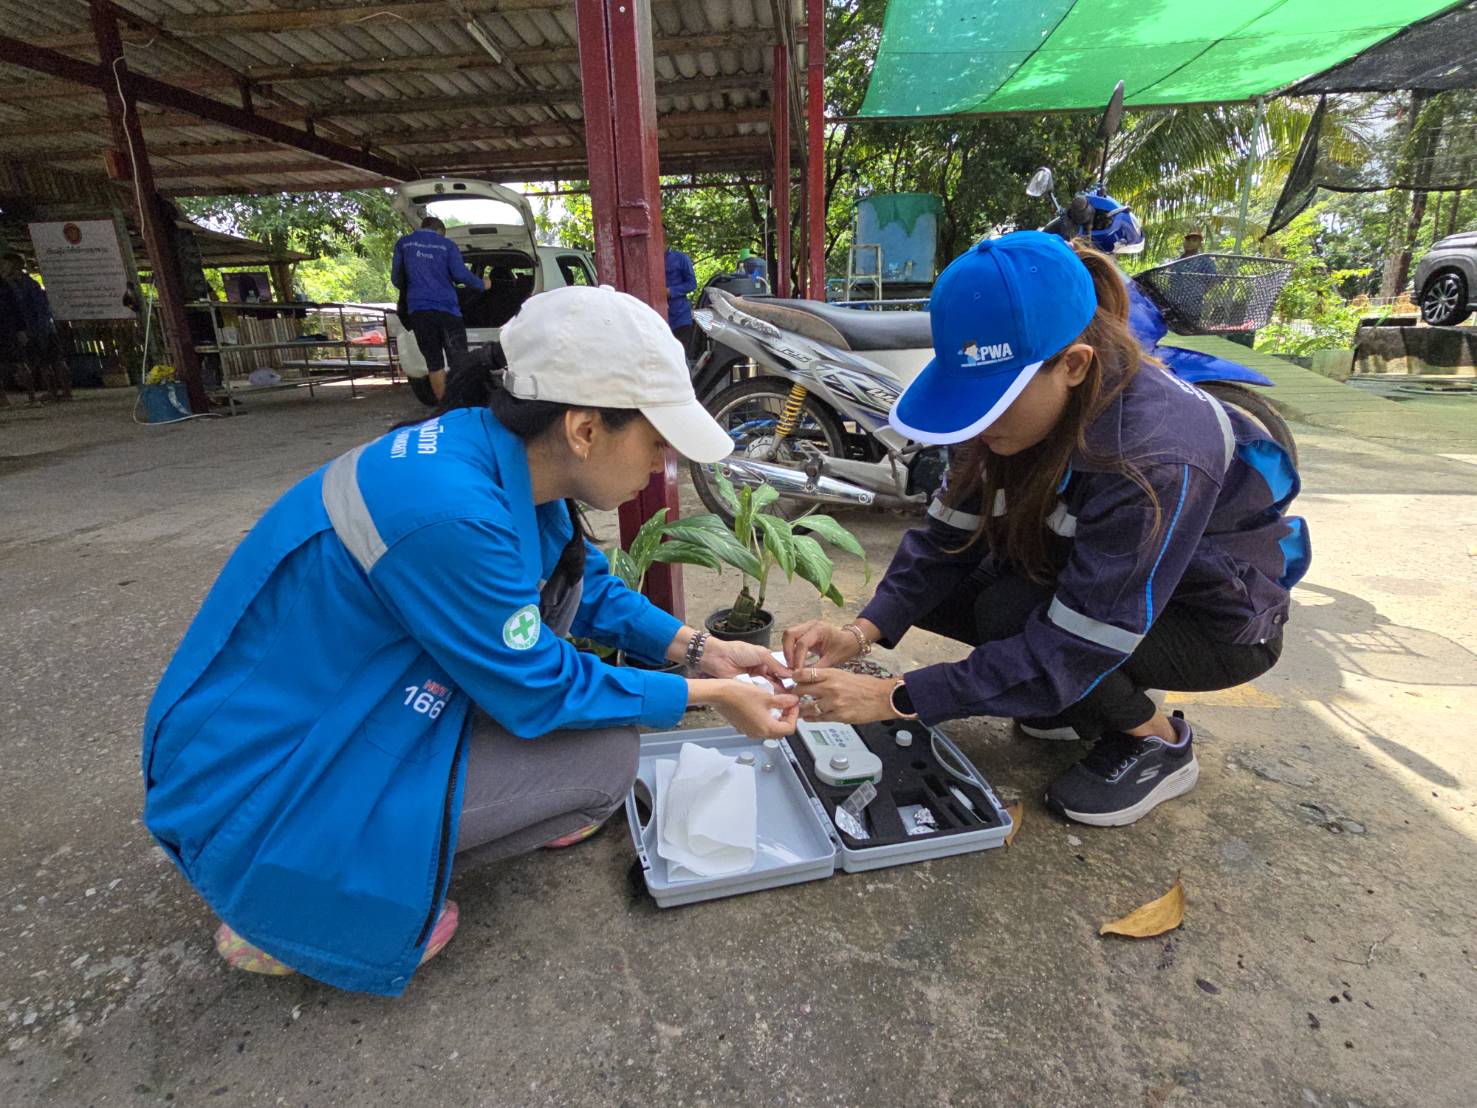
[[391, 217, 490, 400], [664, 245, 697, 355]]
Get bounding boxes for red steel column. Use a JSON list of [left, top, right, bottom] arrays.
[[771, 45, 792, 298], [576, 0, 683, 618], [805, 0, 826, 300], [90, 0, 208, 413]]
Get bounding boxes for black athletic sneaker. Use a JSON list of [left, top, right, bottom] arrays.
[[1044, 714, 1198, 827]]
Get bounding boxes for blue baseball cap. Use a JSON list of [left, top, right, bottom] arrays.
[[889, 230, 1098, 444]]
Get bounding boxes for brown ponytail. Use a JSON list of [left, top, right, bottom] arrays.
[[944, 240, 1162, 582]]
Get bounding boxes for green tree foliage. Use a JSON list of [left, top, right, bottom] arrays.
[[823, 0, 1099, 271], [179, 189, 401, 302], [1254, 205, 1371, 356], [537, 182, 767, 289]]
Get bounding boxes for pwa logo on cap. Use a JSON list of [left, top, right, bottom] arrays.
[[961, 340, 1014, 368]]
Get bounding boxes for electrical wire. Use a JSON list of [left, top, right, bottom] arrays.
[[346, 11, 415, 26], [130, 287, 221, 427], [111, 51, 222, 426]]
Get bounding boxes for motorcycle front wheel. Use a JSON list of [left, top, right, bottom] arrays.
[[1199, 381, 1297, 466], [691, 376, 850, 524]]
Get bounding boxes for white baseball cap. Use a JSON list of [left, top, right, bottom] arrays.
[[500, 284, 733, 464]]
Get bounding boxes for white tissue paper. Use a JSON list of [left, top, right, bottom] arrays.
[[770, 651, 798, 689], [733, 673, 782, 718], [655, 742, 757, 881]]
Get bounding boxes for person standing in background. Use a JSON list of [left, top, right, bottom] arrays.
[[664, 245, 697, 355], [0, 270, 25, 407], [392, 216, 491, 401], [0, 254, 70, 402]]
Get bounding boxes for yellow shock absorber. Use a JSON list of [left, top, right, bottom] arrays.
[[774, 383, 809, 444]]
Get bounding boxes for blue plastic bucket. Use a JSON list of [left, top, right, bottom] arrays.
[[141, 382, 192, 423]]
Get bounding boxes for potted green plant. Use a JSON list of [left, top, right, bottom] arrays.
[[662, 473, 868, 648], [601, 505, 726, 670]]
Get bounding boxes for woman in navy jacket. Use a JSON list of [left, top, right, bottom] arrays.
[[143, 286, 796, 994], [786, 233, 1308, 828]]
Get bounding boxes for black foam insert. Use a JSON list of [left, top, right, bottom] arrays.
[[785, 721, 1001, 851]]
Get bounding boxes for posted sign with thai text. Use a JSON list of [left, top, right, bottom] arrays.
[[27, 220, 134, 321]]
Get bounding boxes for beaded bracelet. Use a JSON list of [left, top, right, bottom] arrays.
[[841, 622, 872, 657], [684, 630, 709, 672]]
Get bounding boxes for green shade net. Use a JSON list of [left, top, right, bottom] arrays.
[[858, 0, 1459, 117]]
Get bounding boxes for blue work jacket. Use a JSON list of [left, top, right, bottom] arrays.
[[141, 408, 686, 995], [862, 365, 1310, 726], [665, 249, 696, 329], [391, 228, 481, 316], [8, 275, 54, 333]]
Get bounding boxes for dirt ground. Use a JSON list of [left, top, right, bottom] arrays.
[[2, 381, 1475, 1107]]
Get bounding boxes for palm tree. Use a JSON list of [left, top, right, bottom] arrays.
[[1107, 97, 1367, 257]]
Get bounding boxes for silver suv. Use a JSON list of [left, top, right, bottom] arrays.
[[1414, 232, 1477, 327]]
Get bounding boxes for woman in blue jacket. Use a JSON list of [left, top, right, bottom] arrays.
[[143, 285, 797, 994], [785, 233, 1308, 828]]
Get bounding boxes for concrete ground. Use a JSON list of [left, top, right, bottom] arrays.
[[3, 379, 1476, 1107]]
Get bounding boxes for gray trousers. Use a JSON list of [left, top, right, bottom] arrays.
[[452, 709, 640, 874]]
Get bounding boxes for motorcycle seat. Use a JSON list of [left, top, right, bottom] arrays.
[[738, 296, 933, 352]]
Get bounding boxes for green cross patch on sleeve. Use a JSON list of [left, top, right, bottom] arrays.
[[502, 604, 542, 650]]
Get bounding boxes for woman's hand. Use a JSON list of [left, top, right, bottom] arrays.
[[783, 620, 863, 671], [688, 678, 799, 739], [792, 667, 897, 725], [700, 637, 792, 683]]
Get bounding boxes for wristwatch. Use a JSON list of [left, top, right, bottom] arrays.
[[889, 679, 919, 720]]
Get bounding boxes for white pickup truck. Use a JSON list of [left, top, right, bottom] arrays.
[[388, 177, 599, 404]]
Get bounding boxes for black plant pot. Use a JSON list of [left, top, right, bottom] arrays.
[[616, 650, 684, 674], [705, 607, 775, 648]]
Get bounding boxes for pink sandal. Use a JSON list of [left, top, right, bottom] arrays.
[[214, 900, 460, 976], [419, 898, 459, 963], [215, 922, 296, 975], [541, 820, 603, 849]]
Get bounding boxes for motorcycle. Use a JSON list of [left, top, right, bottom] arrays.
[[689, 83, 1295, 521], [691, 290, 943, 520]]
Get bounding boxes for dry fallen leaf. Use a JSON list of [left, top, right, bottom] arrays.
[[1100, 878, 1186, 939], [1003, 802, 1022, 846]]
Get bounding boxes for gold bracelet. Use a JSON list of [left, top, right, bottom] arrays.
[[841, 622, 872, 657]]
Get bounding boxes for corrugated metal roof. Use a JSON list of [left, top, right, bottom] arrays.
[[0, 0, 809, 197]]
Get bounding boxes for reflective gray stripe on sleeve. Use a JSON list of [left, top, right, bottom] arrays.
[[927, 497, 981, 531], [322, 443, 387, 574], [1208, 397, 1236, 474], [1046, 500, 1077, 537], [1047, 596, 1144, 654]]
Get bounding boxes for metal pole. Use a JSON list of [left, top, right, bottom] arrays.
[[805, 0, 826, 300], [576, 0, 684, 618], [89, 0, 209, 413], [1235, 95, 1265, 253], [771, 44, 792, 298]]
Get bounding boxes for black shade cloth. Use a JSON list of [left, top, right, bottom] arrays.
[[1285, 1, 1476, 94], [1266, 89, 1477, 237]]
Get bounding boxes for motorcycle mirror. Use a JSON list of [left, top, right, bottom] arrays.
[[1096, 80, 1125, 186], [1026, 167, 1055, 198], [1100, 81, 1126, 142]]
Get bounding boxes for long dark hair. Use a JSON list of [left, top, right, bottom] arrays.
[[394, 345, 640, 589], [943, 241, 1161, 582]]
